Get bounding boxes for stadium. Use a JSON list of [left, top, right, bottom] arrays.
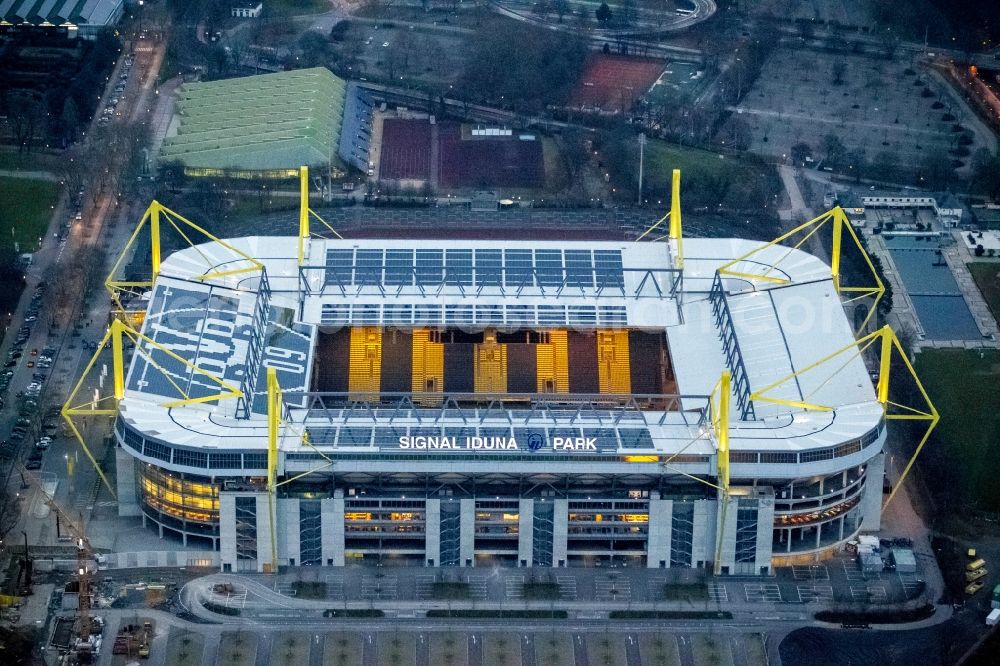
[[79, 171, 936, 575]]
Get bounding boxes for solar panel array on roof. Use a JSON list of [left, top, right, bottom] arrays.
[[323, 247, 625, 290]]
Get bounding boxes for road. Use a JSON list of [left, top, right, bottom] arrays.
[[2, 29, 169, 555]]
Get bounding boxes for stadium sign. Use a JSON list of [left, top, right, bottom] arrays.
[[396, 434, 599, 452]]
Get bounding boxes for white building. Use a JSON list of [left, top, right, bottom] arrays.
[[113, 231, 887, 574], [231, 2, 262, 18]]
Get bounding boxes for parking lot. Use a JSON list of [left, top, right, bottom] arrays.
[[725, 48, 990, 173]]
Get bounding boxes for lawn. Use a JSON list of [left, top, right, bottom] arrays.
[[646, 141, 761, 193], [662, 583, 709, 602], [587, 634, 627, 666], [291, 580, 327, 599], [483, 634, 520, 666], [219, 632, 258, 666], [968, 262, 1000, 322], [639, 635, 681, 666], [428, 632, 467, 666], [914, 349, 1000, 510], [265, 0, 331, 17], [324, 633, 362, 666], [432, 581, 471, 600], [165, 630, 205, 666], [534, 633, 574, 666], [691, 634, 733, 666], [742, 634, 768, 666], [378, 632, 416, 666], [0, 176, 61, 254], [270, 633, 312, 666]]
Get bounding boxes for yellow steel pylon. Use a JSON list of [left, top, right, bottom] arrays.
[[716, 206, 885, 334], [710, 371, 730, 576], [747, 325, 938, 509], [105, 201, 266, 316], [61, 319, 244, 497], [264, 367, 337, 572], [636, 168, 684, 269], [297, 166, 343, 269]]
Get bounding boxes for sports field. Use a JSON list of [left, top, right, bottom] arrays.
[[915, 348, 1000, 510], [0, 176, 60, 254], [438, 123, 544, 189], [569, 54, 665, 113], [379, 118, 432, 181], [968, 262, 1000, 322]]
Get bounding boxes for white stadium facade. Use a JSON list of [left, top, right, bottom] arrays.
[[104, 200, 895, 575]]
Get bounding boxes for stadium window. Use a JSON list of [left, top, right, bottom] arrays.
[[594, 250, 625, 289], [414, 303, 442, 325], [537, 305, 566, 326], [444, 249, 473, 286], [321, 303, 350, 325], [598, 306, 628, 327], [385, 249, 414, 287], [352, 303, 381, 325], [445, 304, 473, 326], [474, 249, 502, 287], [568, 305, 597, 326], [564, 250, 595, 288], [209, 453, 242, 469], [384, 304, 413, 326], [505, 305, 533, 327], [619, 429, 654, 449], [415, 249, 444, 285], [355, 249, 384, 286], [534, 250, 563, 287], [143, 440, 171, 463], [173, 449, 208, 468], [243, 453, 268, 469], [325, 249, 354, 286], [760, 452, 797, 464], [504, 249, 533, 288], [475, 304, 503, 326]]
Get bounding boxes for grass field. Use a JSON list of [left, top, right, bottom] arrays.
[[324, 633, 362, 666], [484, 634, 520, 666], [743, 634, 768, 666], [968, 262, 1000, 322], [646, 141, 761, 191], [219, 632, 258, 666], [915, 348, 1000, 510], [429, 632, 467, 666], [588, 634, 627, 666], [165, 630, 205, 666], [0, 176, 61, 254], [535, 633, 574, 666], [265, 0, 331, 17], [378, 633, 416, 666], [640, 635, 681, 666], [691, 634, 733, 666], [270, 633, 311, 666]]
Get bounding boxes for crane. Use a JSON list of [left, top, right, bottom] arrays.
[[18, 464, 98, 661]]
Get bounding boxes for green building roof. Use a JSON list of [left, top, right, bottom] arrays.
[[159, 67, 346, 173]]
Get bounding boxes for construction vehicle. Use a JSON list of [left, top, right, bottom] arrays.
[[966, 568, 988, 583], [18, 463, 99, 663]]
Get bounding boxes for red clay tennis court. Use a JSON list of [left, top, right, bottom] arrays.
[[437, 122, 544, 189], [379, 118, 432, 181], [569, 54, 665, 112]]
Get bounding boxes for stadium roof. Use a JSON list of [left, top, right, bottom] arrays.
[[159, 68, 346, 172], [0, 0, 122, 27], [114, 235, 883, 471]]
